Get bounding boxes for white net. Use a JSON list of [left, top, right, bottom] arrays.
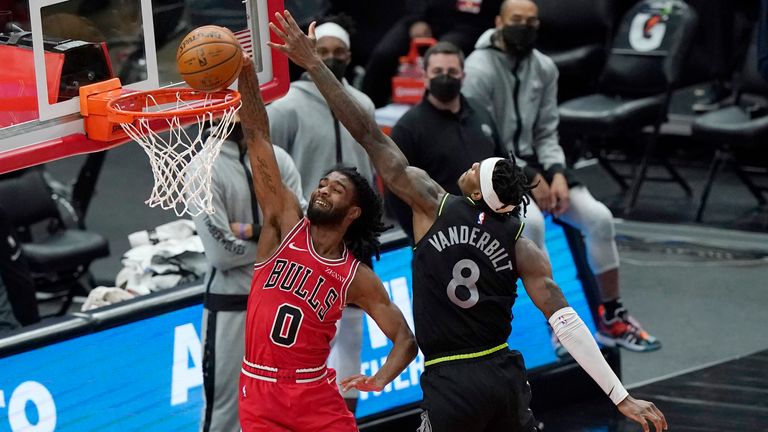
[[116, 91, 241, 217]]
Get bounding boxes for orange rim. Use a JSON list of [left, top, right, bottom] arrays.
[[106, 88, 241, 123]]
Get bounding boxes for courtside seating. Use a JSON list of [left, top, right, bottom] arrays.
[[0, 169, 109, 316], [558, 0, 697, 215], [691, 27, 768, 222], [536, 0, 613, 102]]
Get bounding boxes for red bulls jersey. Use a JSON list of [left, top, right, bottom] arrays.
[[244, 218, 360, 369]]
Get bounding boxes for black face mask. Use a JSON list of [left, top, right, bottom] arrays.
[[324, 58, 348, 81], [429, 74, 462, 103], [501, 24, 538, 57]]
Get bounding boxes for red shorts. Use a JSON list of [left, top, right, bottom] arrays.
[[238, 368, 357, 432]]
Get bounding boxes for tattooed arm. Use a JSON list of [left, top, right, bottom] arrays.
[[238, 56, 303, 260], [267, 11, 444, 242]]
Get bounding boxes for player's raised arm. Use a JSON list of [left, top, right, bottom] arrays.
[[267, 11, 443, 217], [237, 57, 302, 257], [341, 265, 417, 392], [516, 238, 668, 432]]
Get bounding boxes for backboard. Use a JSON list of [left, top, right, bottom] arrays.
[[0, 0, 289, 174]]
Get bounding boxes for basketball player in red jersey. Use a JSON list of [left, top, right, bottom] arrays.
[[236, 58, 418, 431]]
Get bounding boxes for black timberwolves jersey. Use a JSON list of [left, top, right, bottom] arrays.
[[412, 194, 524, 359]]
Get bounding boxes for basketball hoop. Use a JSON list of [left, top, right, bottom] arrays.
[[105, 87, 242, 217]]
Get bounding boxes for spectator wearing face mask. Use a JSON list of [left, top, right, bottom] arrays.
[[462, 0, 662, 353], [268, 14, 375, 205], [360, 0, 505, 107], [265, 14, 374, 413], [385, 41, 506, 239]]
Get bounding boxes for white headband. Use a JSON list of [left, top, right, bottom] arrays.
[[479, 157, 515, 214], [314, 22, 350, 49]]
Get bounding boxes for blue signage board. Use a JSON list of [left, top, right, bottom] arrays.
[[0, 217, 595, 429], [0, 307, 205, 431]]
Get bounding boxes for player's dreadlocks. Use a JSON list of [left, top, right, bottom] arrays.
[[325, 166, 390, 262], [492, 156, 533, 217]]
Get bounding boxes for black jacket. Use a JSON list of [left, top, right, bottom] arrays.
[[387, 95, 504, 239]]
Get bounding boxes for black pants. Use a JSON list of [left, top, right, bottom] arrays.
[[361, 18, 484, 107], [419, 350, 538, 432]]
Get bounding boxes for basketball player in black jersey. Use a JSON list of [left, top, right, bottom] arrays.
[[269, 11, 668, 432]]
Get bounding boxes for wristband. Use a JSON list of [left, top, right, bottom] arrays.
[[239, 223, 246, 239]]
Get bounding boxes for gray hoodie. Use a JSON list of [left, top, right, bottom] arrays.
[[191, 142, 305, 297], [267, 77, 376, 200], [463, 28, 566, 173]]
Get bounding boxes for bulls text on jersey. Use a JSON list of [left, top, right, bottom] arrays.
[[263, 258, 340, 320]]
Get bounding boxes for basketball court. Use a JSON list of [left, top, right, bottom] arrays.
[[1, 0, 767, 430]]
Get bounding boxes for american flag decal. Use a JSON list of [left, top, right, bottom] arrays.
[[234, 29, 254, 56]]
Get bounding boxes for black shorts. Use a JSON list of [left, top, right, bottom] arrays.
[[418, 350, 538, 432]]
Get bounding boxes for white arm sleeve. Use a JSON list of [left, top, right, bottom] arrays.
[[548, 307, 629, 405]]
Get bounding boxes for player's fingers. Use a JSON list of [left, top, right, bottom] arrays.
[[647, 404, 662, 423], [307, 21, 317, 40], [631, 413, 650, 432], [341, 375, 367, 389], [266, 41, 288, 54], [644, 412, 662, 432], [649, 406, 666, 431], [342, 377, 366, 391], [339, 374, 363, 385], [284, 10, 300, 31], [274, 12, 290, 35], [654, 407, 668, 430], [268, 22, 287, 41]]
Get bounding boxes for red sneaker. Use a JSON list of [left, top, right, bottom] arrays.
[[595, 305, 661, 352]]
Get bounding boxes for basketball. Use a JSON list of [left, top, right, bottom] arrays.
[[176, 25, 243, 92]]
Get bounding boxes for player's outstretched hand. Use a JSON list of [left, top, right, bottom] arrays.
[[267, 10, 321, 70], [617, 395, 668, 432], [340, 374, 385, 393]]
